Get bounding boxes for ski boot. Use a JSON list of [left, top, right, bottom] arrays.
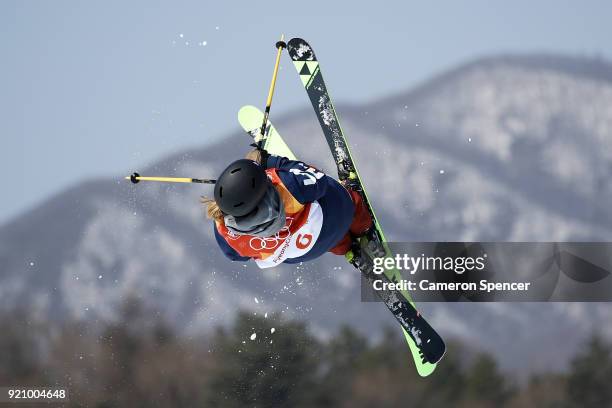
[[346, 237, 374, 273], [362, 227, 387, 258]]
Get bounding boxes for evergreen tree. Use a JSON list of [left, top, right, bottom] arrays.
[[206, 311, 320, 407], [314, 326, 368, 406], [566, 334, 612, 408], [464, 353, 512, 405]]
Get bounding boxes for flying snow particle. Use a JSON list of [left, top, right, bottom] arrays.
[[270, 328, 276, 334], [439, 170, 445, 175], [215, 26, 219, 30], [254, 297, 259, 304], [179, 33, 184, 38], [468, 138, 472, 142], [250, 333, 257, 340], [201, 41, 207, 46], [98, 275, 103, 280], [29, 261, 35, 266], [264, 312, 268, 318]]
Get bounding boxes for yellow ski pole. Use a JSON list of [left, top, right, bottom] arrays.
[[125, 172, 216, 185], [257, 34, 286, 149]]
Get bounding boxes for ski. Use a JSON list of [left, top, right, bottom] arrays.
[[286, 38, 445, 375], [238, 105, 297, 161]]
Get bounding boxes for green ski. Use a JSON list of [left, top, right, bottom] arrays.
[[286, 37, 445, 376]]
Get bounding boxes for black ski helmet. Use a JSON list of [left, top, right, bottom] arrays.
[[214, 159, 268, 216]]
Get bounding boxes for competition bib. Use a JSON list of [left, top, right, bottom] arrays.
[[253, 201, 323, 268]]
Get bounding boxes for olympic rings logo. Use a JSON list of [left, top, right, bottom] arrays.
[[248, 218, 294, 251]]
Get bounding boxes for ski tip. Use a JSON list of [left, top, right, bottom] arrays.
[[237, 105, 262, 130], [287, 38, 309, 50], [238, 105, 258, 118], [402, 327, 442, 377], [417, 363, 438, 378], [287, 38, 315, 61]]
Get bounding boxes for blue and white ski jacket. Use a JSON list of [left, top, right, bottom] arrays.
[[214, 155, 354, 267]]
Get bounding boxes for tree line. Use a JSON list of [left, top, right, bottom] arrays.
[[1, 301, 611, 407]]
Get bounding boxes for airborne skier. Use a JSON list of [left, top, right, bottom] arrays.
[[204, 149, 374, 269], [127, 36, 445, 376], [210, 37, 445, 374]]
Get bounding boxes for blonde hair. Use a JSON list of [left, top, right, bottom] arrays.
[[201, 197, 224, 222], [202, 149, 264, 222]]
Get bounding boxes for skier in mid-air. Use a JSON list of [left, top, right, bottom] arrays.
[[128, 36, 444, 373], [204, 149, 374, 269]]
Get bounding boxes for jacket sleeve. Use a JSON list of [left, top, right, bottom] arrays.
[[266, 155, 328, 204], [213, 225, 250, 262]]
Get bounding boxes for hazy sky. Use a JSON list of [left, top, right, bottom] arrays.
[[2, 1, 612, 223]]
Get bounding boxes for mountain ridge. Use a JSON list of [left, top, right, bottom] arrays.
[[2, 52, 612, 376]]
